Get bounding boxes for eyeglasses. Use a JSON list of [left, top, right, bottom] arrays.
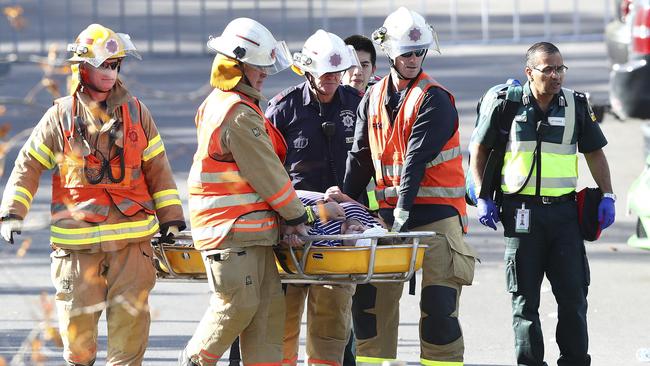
[[98, 60, 121, 70], [399, 49, 427, 58], [532, 65, 568, 76]]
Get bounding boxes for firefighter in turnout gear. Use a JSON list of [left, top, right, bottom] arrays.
[[179, 18, 308, 366], [265, 30, 361, 366], [0, 23, 185, 365], [469, 42, 615, 366], [342, 7, 477, 365]]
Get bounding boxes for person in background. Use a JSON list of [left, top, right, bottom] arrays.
[[265, 29, 362, 366], [343, 34, 378, 94]]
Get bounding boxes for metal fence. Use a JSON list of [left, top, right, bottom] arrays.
[[0, 0, 614, 55]]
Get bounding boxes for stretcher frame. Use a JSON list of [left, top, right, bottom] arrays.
[[151, 231, 434, 285]]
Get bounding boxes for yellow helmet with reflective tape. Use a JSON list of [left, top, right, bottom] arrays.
[[67, 23, 141, 68]]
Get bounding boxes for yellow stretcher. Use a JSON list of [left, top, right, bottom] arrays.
[[151, 231, 433, 284]]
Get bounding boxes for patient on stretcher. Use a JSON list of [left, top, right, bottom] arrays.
[[296, 190, 387, 246]]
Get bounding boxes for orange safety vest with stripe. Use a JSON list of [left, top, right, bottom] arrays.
[[51, 95, 155, 224], [366, 72, 468, 231], [188, 88, 290, 250]]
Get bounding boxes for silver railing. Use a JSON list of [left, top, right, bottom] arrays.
[[0, 0, 614, 55]]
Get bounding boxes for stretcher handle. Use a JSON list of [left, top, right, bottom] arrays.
[[298, 231, 437, 242]]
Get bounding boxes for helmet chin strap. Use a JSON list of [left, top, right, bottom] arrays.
[[305, 73, 326, 117]]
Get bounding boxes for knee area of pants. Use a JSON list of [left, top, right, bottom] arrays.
[[351, 284, 377, 340], [421, 285, 461, 345]]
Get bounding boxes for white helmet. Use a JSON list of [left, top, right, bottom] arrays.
[[207, 18, 292, 75], [372, 7, 440, 60], [292, 29, 360, 78]]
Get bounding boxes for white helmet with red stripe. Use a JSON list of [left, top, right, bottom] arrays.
[[372, 7, 440, 60], [207, 17, 291, 75]]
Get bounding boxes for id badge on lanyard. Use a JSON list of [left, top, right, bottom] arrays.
[[515, 202, 530, 233]]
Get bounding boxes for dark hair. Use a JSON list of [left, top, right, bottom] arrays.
[[526, 42, 561, 67], [344, 34, 376, 67]]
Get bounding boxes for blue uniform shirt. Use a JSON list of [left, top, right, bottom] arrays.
[[266, 81, 362, 192]]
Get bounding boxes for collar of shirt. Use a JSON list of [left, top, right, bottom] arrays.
[[233, 82, 266, 107], [523, 81, 565, 116], [300, 81, 343, 109]]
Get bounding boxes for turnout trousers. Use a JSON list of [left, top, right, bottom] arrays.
[[353, 216, 476, 366], [51, 241, 156, 366], [185, 245, 285, 366], [282, 283, 355, 366], [501, 198, 591, 366]]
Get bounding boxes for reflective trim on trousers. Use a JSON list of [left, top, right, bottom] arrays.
[[356, 356, 394, 365], [420, 358, 463, 366], [50, 215, 159, 245]]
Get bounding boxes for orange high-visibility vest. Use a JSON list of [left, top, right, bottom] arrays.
[[188, 88, 290, 250], [51, 95, 155, 223], [366, 72, 468, 231]]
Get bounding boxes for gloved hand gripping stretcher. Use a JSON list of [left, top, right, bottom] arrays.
[[151, 231, 433, 284]]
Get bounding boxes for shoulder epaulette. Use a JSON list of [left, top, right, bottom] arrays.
[[270, 85, 300, 105], [573, 90, 588, 102]]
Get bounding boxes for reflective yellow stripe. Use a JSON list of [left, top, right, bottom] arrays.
[[16, 186, 33, 201], [13, 186, 33, 209], [142, 134, 165, 161], [356, 356, 393, 365], [420, 358, 463, 366], [152, 189, 182, 210], [28, 140, 56, 169], [50, 216, 159, 245]]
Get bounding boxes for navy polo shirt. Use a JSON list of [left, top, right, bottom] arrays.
[[266, 82, 362, 192]]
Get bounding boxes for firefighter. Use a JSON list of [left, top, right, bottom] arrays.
[[265, 30, 361, 366], [0, 23, 185, 365], [469, 42, 615, 366], [179, 18, 308, 366], [342, 7, 478, 365]]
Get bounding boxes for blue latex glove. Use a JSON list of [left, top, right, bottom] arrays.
[[477, 198, 500, 230], [598, 197, 616, 230]]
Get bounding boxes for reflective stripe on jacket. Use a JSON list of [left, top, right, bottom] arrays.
[[189, 88, 294, 250], [366, 72, 468, 231], [501, 88, 578, 196], [51, 95, 155, 222]]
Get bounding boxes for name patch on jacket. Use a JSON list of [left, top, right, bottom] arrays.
[[548, 117, 566, 126]]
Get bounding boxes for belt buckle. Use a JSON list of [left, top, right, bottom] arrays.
[[541, 196, 552, 205]]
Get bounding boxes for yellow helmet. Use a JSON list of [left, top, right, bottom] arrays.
[[67, 23, 140, 68]]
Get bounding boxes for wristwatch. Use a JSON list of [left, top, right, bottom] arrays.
[[603, 192, 617, 201]]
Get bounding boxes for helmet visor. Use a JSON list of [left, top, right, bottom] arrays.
[[84, 32, 141, 68], [258, 40, 292, 75], [385, 24, 440, 59]]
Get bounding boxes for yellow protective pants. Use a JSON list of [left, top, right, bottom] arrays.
[[353, 216, 476, 366], [185, 245, 285, 366], [50, 241, 157, 366], [282, 284, 355, 366]]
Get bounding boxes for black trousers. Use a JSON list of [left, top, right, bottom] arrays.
[[501, 198, 591, 366]]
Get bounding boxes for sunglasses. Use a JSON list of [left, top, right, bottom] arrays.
[[98, 61, 121, 70], [399, 49, 427, 58]]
